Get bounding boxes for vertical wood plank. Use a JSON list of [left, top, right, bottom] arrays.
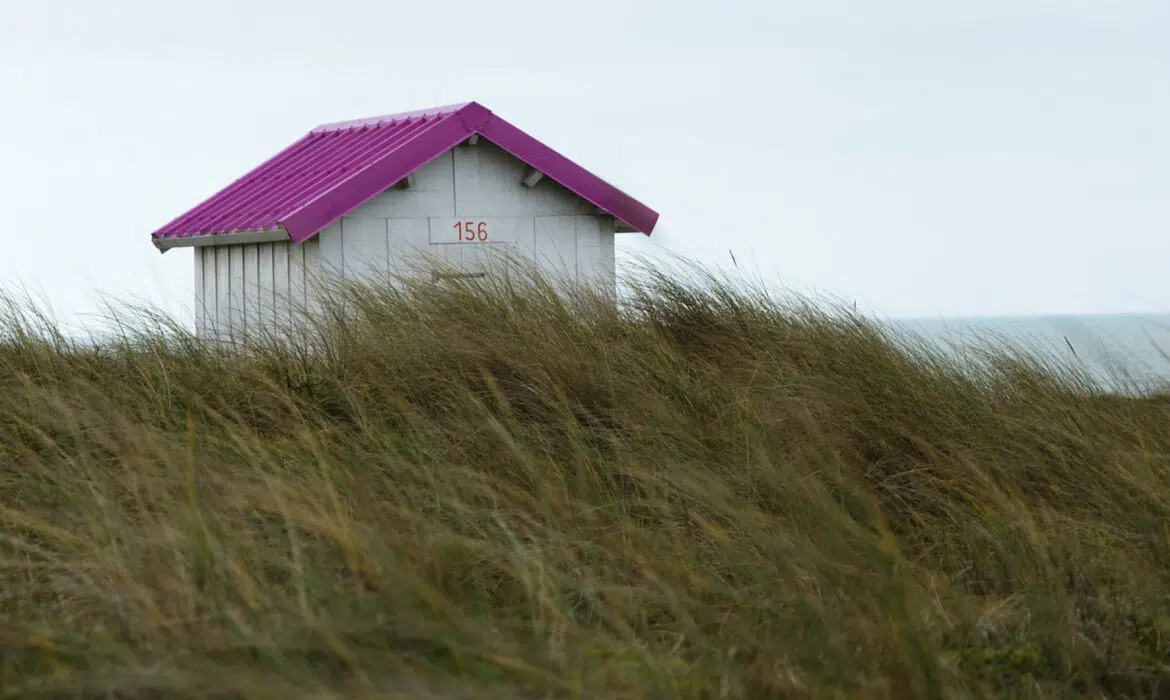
[[287, 241, 305, 334], [215, 247, 231, 342], [202, 247, 218, 340], [258, 243, 275, 338], [243, 244, 259, 340], [273, 242, 290, 335], [192, 248, 204, 338], [302, 238, 322, 326], [228, 245, 245, 342]]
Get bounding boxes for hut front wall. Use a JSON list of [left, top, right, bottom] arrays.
[[194, 140, 618, 341], [324, 140, 617, 287]]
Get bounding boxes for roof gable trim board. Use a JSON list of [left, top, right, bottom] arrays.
[[474, 111, 658, 236], [279, 104, 488, 244]]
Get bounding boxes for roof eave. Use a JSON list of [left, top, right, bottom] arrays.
[[152, 227, 291, 253]]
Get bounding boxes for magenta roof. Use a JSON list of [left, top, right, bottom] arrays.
[[152, 101, 659, 247]]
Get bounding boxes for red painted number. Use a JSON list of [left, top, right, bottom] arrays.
[[453, 220, 489, 241]]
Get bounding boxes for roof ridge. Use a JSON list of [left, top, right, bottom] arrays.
[[311, 102, 474, 133]]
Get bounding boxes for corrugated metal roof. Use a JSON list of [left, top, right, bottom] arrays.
[[151, 101, 659, 250]]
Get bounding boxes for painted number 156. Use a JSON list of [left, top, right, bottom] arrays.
[[453, 220, 488, 241]]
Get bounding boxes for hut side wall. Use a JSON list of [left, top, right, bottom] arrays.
[[194, 140, 617, 341], [194, 237, 320, 342]]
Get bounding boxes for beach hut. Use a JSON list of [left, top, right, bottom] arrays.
[[150, 101, 660, 341]]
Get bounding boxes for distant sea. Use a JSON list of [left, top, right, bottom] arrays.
[[882, 314, 1170, 394]]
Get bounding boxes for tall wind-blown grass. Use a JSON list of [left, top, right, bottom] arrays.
[[1, 258, 1169, 698]]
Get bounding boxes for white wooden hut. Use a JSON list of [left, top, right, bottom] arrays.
[[150, 101, 660, 341]]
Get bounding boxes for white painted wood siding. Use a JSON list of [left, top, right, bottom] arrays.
[[330, 142, 616, 287], [193, 239, 318, 341], [194, 141, 618, 341]]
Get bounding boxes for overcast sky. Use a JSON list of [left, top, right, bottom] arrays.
[[1, 0, 1167, 330]]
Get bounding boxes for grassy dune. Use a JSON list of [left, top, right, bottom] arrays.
[[2, 260, 1170, 698]]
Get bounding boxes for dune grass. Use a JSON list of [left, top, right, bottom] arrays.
[[1, 258, 1169, 698]]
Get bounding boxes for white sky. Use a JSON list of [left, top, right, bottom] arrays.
[[1, 0, 1167, 330]]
